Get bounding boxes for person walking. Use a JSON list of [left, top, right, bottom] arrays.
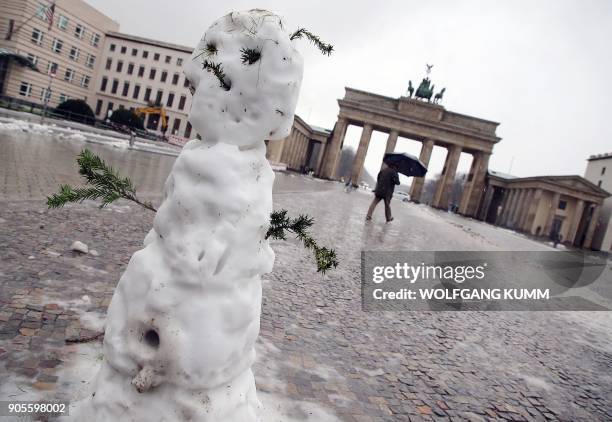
[[366, 163, 400, 222]]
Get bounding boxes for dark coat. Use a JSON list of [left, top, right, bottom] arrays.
[[374, 168, 400, 199]]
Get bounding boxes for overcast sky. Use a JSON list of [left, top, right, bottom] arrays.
[[87, 0, 612, 181]]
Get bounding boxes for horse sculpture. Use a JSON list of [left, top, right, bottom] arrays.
[[406, 80, 414, 98], [433, 87, 446, 104], [415, 78, 435, 102]]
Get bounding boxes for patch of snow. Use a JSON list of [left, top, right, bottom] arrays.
[[70, 240, 89, 254]]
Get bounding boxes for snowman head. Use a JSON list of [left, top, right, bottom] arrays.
[[184, 10, 304, 147]]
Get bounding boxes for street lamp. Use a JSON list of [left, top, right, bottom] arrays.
[[41, 69, 55, 125]]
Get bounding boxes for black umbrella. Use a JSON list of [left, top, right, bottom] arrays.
[[383, 153, 427, 177]]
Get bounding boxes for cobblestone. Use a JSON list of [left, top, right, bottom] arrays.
[[1, 132, 612, 420]]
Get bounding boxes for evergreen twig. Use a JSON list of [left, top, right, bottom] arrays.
[[266, 210, 338, 273], [46, 149, 157, 212], [289, 28, 334, 56], [240, 47, 262, 65], [202, 60, 231, 90]]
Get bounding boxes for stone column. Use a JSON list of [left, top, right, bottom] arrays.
[[523, 189, 543, 234], [517, 189, 534, 230], [567, 199, 585, 245], [543, 192, 561, 235], [409, 139, 435, 203], [509, 189, 526, 228], [500, 189, 516, 226], [431, 145, 462, 209], [380, 130, 399, 171], [267, 138, 285, 164], [477, 185, 495, 221], [297, 134, 307, 170], [350, 123, 374, 186], [458, 152, 490, 217], [319, 118, 348, 179], [583, 204, 601, 249], [314, 142, 325, 175]]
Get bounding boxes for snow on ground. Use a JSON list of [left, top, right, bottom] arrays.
[[0, 117, 180, 157]]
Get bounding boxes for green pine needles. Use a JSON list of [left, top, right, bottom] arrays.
[[266, 210, 338, 273], [48, 149, 338, 273], [47, 149, 156, 212], [289, 28, 334, 56], [202, 60, 231, 91]]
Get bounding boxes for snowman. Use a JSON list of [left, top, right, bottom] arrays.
[[76, 10, 304, 421]]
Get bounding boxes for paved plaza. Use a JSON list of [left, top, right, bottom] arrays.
[[1, 130, 612, 421]]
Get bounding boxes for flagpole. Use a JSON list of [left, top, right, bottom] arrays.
[[7, 2, 55, 40]]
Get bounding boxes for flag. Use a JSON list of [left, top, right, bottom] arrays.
[[45, 3, 55, 31]]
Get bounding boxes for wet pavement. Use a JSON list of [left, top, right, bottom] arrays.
[[1, 130, 612, 421]]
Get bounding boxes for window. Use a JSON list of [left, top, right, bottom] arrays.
[[558, 200, 567, 210], [120, 46, 127, 54], [166, 92, 174, 107], [52, 38, 63, 53], [107, 102, 114, 113], [177, 57, 183, 66], [149, 68, 156, 80], [69, 46, 80, 61], [178, 95, 186, 110], [111, 79, 119, 94], [26, 54, 38, 66], [91, 33, 100, 47], [138, 65, 145, 77], [74, 24, 85, 39], [127, 63, 134, 75], [153, 53, 160, 61], [144, 87, 152, 102], [110, 43, 116, 52], [59, 93, 68, 103], [184, 121, 192, 138], [183, 78, 190, 88], [41, 87, 52, 102], [19, 82, 32, 97], [160, 71, 167, 82], [47, 62, 58, 76], [64, 68, 75, 82], [598, 180, 603, 187], [81, 75, 90, 88], [155, 89, 163, 105], [95, 99, 103, 115], [85, 54, 95, 68], [133, 85, 141, 99], [172, 73, 179, 85], [165, 55, 171, 64], [602, 167, 607, 176], [100, 77, 108, 92], [116, 60, 123, 72], [172, 118, 181, 134], [105, 58, 112, 70], [57, 15, 69, 30], [131, 48, 138, 56], [122, 81, 130, 96], [31, 28, 43, 45], [142, 50, 149, 59]]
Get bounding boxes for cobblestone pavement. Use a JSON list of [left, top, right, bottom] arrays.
[[1, 133, 612, 421]]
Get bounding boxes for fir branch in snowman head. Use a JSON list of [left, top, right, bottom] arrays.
[[184, 10, 333, 147]]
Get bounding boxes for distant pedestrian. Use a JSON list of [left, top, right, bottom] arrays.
[[366, 163, 400, 222], [552, 233, 563, 248], [129, 131, 135, 148]]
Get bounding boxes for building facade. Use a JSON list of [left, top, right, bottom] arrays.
[[266, 114, 330, 172], [93, 32, 195, 138], [0, 0, 118, 107], [584, 153, 612, 251], [479, 171, 609, 249]]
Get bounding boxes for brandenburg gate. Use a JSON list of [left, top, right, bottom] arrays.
[[317, 87, 501, 217]]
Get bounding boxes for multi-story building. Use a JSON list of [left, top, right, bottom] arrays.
[[93, 32, 195, 138], [584, 153, 612, 251], [0, 0, 118, 107]]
